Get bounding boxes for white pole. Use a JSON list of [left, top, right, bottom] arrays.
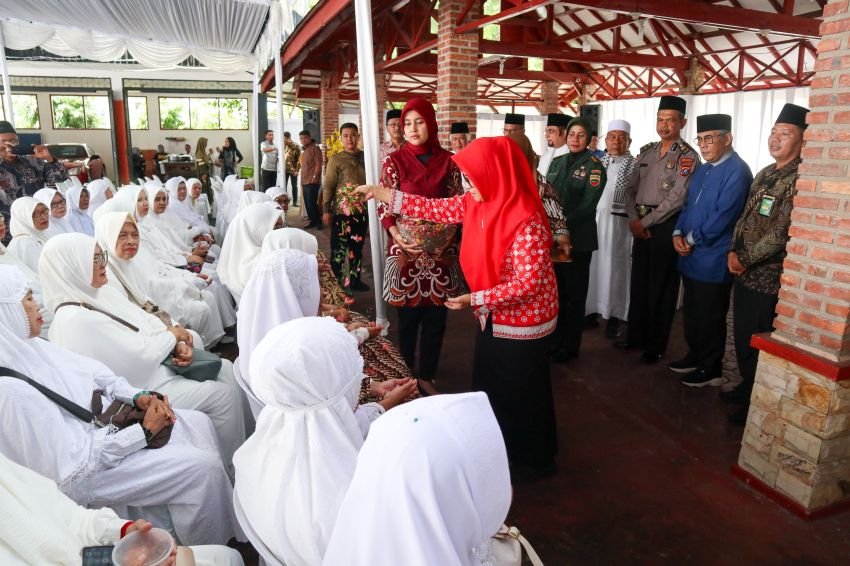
[[251, 70, 260, 189], [0, 28, 15, 127], [353, 0, 388, 328], [274, 21, 284, 197]]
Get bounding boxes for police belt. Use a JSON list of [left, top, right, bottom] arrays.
[[636, 204, 657, 218]]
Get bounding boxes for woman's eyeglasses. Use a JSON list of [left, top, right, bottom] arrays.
[[93, 250, 109, 266], [51, 198, 66, 210]]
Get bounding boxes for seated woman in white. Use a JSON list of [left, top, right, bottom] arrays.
[[168, 176, 214, 236], [95, 211, 225, 348], [0, 453, 245, 565], [187, 177, 212, 222], [322, 392, 512, 566], [7, 197, 51, 273], [85, 178, 114, 218], [39, 234, 249, 477], [34, 187, 74, 236], [0, 266, 243, 546], [0, 217, 51, 334], [233, 317, 410, 566], [237, 190, 271, 213], [217, 203, 284, 304], [114, 187, 237, 332], [65, 184, 95, 235]]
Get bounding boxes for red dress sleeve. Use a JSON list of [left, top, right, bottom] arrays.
[[378, 155, 399, 231], [396, 192, 467, 225]]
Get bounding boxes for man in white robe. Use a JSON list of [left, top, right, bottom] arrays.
[[586, 119, 636, 338]]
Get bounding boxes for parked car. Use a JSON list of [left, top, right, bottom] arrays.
[[45, 143, 96, 183]]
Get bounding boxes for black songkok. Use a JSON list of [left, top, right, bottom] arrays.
[[504, 113, 525, 126], [450, 122, 469, 134], [775, 103, 810, 130], [696, 113, 732, 132], [658, 96, 687, 114]]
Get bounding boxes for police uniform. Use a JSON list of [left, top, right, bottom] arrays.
[[622, 99, 700, 361], [547, 122, 606, 360]]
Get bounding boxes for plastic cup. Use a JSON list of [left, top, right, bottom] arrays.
[[111, 527, 175, 566]]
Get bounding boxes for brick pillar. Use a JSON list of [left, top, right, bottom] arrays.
[[540, 81, 560, 114], [375, 72, 388, 142], [320, 71, 340, 146], [734, 0, 850, 517], [436, 0, 478, 148]]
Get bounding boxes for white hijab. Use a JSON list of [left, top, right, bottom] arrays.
[[33, 188, 74, 236], [237, 190, 271, 213], [94, 211, 150, 305], [265, 186, 286, 201], [85, 179, 113, 218], [169, 176, 208, 227], [145, 182, 192, 247], [322, 393, 512, 566], [9, 197, 50, 245], [217, 203, 283, 296], [233, 317, 365, 566], [65, 184, 94, 235], [38, 233, 167, 336], [237, 249, 320, 388], [221, 176, 245, 223], [261, 227, 319, 257]]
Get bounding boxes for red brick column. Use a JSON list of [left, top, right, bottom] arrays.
[[540, 81, 560, 114], [735, 0, 850, 517], [435, 0, 478, 147], [320, 70, 340, 147], [375, 72, 388, 142]]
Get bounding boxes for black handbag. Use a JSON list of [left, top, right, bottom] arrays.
[[0, 366, 172, 449]]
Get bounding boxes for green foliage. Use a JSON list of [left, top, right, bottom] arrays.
[[128, 96, 148, 130], [160, 97, 248, 130], [160, 97, 189, 129], [528, 57, 544, 71], [219, 98, 248, 129], [51, 95, 109, 129], [0, 95, 40, 129]]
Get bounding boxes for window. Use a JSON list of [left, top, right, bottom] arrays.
[[159, 97, 248, 130], [51, 95, 110, 129], [0, 94, 41, 129], [128, 96, 149, 130]]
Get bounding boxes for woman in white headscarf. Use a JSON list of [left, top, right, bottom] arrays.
[[217, 202, 284, 303], [65, 184, 94, 235], [0, 215, 51, 334], [186, 177, 212, 221], [34, 187, 74, 236], [95, 211, 226, 347], [233, 317, 390, 566], [168, 176, 212, 233], [261, 226, 319, 256], [39, 234, 249, 476], [0, 265, 243, 546], [0, 453, 245, 565], [322, 392, 512, 566], [7, 197, 51, 272], [85, 179, 114, 218], [237, 190, 271, 214]]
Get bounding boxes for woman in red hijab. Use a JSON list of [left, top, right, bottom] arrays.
[[377, 97, 463, 396], [362, 136, 559, 477]]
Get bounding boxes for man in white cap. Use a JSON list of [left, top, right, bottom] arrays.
[[586, 119, 636, 339]]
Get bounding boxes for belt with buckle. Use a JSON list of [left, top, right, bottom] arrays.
[[636, 204, 657, 218]]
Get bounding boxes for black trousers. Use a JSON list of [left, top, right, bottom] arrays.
[[681, 276, 732, 373], [284, 173, 298, 204], [302, 183, 321, 225], [625, 215, 681, 355], [261, 169, 277, 191], [473, 318, 557, 468], [553, 251, 592, 355], [397, 306, 447, 381], [733, 281, 778, 394]]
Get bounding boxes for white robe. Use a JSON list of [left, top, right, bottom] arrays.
[[34, 188, 75, 236], [217, 203, 284, 302], [7, 196, 50, 273], [586, 157, 633, 320], [66, 184, 95, 235], [0, 243, 52, 334], [39, 234, 248, 477]]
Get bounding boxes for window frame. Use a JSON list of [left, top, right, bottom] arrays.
[[0, 93, 41, 130], [49, 94, 111, 130], [127, 95, 150, 130], [158, 96, 249, 131]]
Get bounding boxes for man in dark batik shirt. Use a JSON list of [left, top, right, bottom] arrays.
[[725, 103, 809, 424]]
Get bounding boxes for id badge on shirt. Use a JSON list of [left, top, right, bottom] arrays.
[[758, 195, 776, 216]]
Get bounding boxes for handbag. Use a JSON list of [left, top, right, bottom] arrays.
[[0, 366, 172, 449], [489, 524, 544, 566], [57, 301, 221, 383]]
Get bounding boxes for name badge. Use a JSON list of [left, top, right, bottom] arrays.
[[758, 195, 776, 216]]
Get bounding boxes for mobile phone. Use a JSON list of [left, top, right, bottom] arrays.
[[81, 545, 115, 565], [10, 144, 36, 156]]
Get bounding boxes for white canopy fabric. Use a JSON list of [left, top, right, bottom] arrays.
[[0, 0, 273, 72]]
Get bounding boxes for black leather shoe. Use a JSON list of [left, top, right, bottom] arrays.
[[613, 340, 636, 350], [604, 318, 621, 339], [550, 348, 576, 364], [640, 351, 663, 364], [680, 368, 725, 387]]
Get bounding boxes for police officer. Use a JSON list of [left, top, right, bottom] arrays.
[[548, 116, 606, 362], [617, 96, 700, 363]]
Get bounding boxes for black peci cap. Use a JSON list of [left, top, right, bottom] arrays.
[[504, 113, 525, 126], [386, 109, 402, 123], [658, 95, 687, 114], [696, 113, 732, 132], [450, 122, 469, 134], [546, 113, 570, 128], [774, 103, 810, 129]]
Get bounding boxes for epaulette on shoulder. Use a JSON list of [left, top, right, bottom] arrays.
[[639, 141, 657, 155], [678, 140, 696, 155], [589, 155, 602, 164]]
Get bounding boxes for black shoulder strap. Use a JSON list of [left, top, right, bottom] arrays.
[[0, 366, 96, 424], [56, 301, 140, 332]]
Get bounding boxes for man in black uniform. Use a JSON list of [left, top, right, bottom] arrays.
[[616, 96, 700, 363]]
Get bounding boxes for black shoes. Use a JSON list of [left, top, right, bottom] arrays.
[[668, 357, 698, 374], [680, 368, 725, 388], [613, 340, 636, 350], [604, 318, 621, 338], [640, 351, 663, 364]]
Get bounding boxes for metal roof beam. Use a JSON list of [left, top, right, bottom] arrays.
[[478, 39, 689, 70]]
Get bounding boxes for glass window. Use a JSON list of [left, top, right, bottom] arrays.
[[159, 97, 248, 130], [0, 94, 41, 129], [128, 96, 149, 130], [51, 95, 110, 129], [219, 98, 248, 129], [190, 98, 221, 129], [159, 97, 190, 129]]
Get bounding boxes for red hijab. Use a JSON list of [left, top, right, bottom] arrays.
[[453, 137, 550, 291], [388, 98, 454, 198]]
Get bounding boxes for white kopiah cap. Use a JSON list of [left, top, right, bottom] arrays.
[[607, 119, 631, 134]]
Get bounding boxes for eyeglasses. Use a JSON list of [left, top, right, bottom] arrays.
[[51, 198, 67, 210], [32, 208, 50, 219], [93, 250, 109, 266], [694, 134, 726, 145]]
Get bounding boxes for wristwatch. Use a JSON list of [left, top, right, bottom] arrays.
[[141, 426, 154, 446]]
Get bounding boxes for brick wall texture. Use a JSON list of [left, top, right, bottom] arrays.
[[773, 0, 850, 362], [435, 0, 479, 147], [320, 70, 340, 146]]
